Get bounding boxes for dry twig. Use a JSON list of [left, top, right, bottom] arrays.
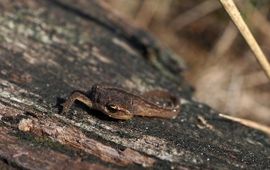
[[219, 0, 270, 80], [219, 113, 270, 135]]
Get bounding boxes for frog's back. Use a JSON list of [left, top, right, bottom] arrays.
[[89, 84, 134, 106]]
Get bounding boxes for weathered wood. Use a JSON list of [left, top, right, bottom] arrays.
[[0, 126, 109, 170], [0, 0, 269, 169]]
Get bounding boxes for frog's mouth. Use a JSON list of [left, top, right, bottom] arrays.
[[106, 111, 133, 120]]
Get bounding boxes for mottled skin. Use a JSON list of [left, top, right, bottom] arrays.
[[61, 84, 180, 120]]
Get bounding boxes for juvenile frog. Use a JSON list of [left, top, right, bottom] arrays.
[[61, 84, 180, 120]]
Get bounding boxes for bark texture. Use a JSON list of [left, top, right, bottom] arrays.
[[0, 0, 269, 169]]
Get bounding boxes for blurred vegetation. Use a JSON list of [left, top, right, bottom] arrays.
[[105, 0, 270, 125]]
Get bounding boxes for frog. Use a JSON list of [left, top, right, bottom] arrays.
[[60, 84, 180, 120]]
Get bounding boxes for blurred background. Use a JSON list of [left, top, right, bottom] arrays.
[[104, 0, 270, 125]]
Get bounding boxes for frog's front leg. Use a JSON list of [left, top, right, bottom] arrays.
[[61, 91, 93, 114]]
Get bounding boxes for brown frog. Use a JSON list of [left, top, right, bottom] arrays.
[[61, 84, 180, 120]]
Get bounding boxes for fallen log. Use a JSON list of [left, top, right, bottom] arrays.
[[0, 0, 269, 169]]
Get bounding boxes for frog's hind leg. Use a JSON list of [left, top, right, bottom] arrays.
[[136, 90, 181, 119], [142, 90, 179, 108], [61, 91, 93, 114]]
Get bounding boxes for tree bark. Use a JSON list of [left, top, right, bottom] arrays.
[[0, 0, 269, 169]]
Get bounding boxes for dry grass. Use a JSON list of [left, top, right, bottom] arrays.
[[220, 0, 270, 79], [104, 0, 270, 125]]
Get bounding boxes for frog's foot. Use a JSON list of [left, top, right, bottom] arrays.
[[60, 101, 70, 115]]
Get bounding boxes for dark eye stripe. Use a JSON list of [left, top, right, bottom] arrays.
[[107, 104, 118, 113]]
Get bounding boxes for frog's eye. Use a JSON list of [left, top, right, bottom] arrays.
[[106, 104, 119, 113]]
